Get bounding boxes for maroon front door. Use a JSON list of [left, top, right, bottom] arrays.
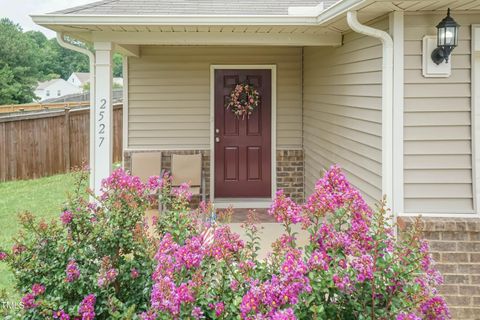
[[214, 69, 271, 198]]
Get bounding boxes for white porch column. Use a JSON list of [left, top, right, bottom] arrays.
[[92, 42, 113, 195]]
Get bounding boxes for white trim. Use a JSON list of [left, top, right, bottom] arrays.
[[214, 199, 272, 209], [347, 11, 394, 210], [472, 24, 480, 215], [209, 65, 277, 204], [122, 56, 129, 166], [390, 11, 404, 215], [399, 213, 480, 219]]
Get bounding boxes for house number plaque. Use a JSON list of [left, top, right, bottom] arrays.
[[98, 98, 107, 147]]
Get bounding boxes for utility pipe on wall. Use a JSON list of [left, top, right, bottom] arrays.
[[346, 11, 394, 212], [56, 33, 96, 190]]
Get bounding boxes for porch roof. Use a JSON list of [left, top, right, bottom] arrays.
[[31, 0, 480, 48], [51, 0, 340, 16]]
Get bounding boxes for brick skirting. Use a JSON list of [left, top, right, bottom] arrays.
[[276, 149, 304, 203], [123, 149, 305, 203], [398, 217, 480, 320]]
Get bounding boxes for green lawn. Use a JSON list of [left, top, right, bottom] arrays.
[[0, 173, 81, 298]]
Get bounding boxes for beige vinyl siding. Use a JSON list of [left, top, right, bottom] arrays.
[[303, 18, 387, 204], [128, 46, 302, 149], [404, 14, 475, 213]]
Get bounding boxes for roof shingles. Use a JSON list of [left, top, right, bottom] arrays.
[[52, 0, 339, 16]]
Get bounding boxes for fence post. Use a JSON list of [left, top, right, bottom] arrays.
[[64, 107, 71, 172]]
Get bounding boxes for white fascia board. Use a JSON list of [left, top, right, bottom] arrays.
[[31, 14, 319, 26], [30, 0, 367, 27]]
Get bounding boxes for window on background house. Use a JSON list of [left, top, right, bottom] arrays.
[[46, 90, 50, 97], [57, 90, 61, 96]]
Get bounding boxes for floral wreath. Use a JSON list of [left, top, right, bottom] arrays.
[[226, 83, 260, 119]]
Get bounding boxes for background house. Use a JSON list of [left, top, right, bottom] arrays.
[[67, 72, 90, 88], [68, 72, 123, 89], [34, 78, 82, 102]]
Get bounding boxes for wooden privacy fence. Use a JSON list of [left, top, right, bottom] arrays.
[[0, 101, 90, 114], [0, 104, 123, 182]]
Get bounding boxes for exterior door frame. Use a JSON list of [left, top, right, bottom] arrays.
[[210, 65, 277, 206]]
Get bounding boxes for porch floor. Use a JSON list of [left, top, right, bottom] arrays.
[[145, 208, 309, 259]]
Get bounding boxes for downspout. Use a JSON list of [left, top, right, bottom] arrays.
[[346, 11, 394, 212], [56, 33, 96, 190]]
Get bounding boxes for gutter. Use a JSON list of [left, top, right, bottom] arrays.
[[56, 33, 96, 190], [346, 11, 394, 211]]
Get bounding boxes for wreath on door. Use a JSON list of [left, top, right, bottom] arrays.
[[226, 83, 260, 120]]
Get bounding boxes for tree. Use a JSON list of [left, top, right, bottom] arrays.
[[0, 19, 41, 104], [0, 19, 123, 104], [113, 53, 123, 78]]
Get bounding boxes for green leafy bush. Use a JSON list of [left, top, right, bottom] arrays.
[[0, 166, 449, 320]]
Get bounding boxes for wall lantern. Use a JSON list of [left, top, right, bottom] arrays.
[[431, 8, 459, 65]]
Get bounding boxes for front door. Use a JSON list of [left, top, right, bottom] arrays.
[[214, 69, 272, 198]]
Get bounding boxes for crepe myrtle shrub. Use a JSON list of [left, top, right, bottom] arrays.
[[0, 168, 158, 319], [0, 166, 449, 320], [140, 166, 449, 320]]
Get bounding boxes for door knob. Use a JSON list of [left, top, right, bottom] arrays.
[[215, 137, 220, 143]]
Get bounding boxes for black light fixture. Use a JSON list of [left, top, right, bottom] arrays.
[[431, 8, 460, 65]]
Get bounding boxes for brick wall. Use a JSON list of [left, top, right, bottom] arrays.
[[276, 150, 304, 203], [398, 217, 480, 320], [124, 149, 304, 203]]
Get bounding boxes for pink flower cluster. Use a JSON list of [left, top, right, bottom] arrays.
[[268, 190, 303, 225], [131, 268, 139, 279], [60, 210, 73, 225], [150, 233, 198, 316], [171, 182, 193, 203], [420, 296, 450, 320], [65, 259, 80, 282], [53, 309, 70, 320], [79, 294, 96, 320], [240, 250, 311, 319], [0, 251, 7, 261], [206, 225, 245, 261], [304, 165, 370, 218], [21, 283, 45, 309], [209, 302, 225, 317], [97, 267, 118, 287], [101, 168, 146, 199]]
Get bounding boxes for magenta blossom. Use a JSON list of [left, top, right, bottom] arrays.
[[32, 283, 45, 296], [60, 210, 73, 225], [192, 306, 204, 319], [397, 313, 421, 320], [53, 310, 70, 320], [21, 293, 37, 309], [268, 190, 303, 225], [79, 294, 96, 320], [271, 308, 297, 320], [0, 251, 7, 261], [171, 182, 193, 202], [65, 259, 80, 282], [131, 268, 139, 279], [209, 302, 225, 317]]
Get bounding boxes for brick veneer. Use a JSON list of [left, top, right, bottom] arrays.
[[398, 217, 480, 320], [123, 149, 304, 202], [276, 149, 304, 203]]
